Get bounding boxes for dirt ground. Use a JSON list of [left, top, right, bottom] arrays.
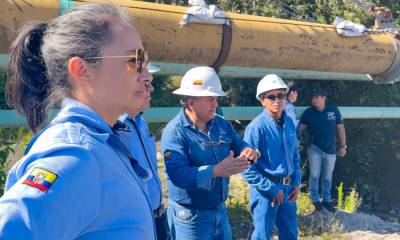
[[300, 209, 400, 239]]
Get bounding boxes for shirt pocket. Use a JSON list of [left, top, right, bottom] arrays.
[[216, 135, 233, 161]]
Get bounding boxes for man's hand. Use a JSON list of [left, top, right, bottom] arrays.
[[288, 186, 300, 202], [338, 146, 347, 157], [213, 151, 250, 177], [238, 147, 259, 163], [271, 190, 284, 207]]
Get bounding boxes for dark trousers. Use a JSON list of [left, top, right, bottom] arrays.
[[155, 210, 170, 240]]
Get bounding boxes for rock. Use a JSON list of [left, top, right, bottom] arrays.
[[373, 203, 391, 212], [300, 209, 400, 235]]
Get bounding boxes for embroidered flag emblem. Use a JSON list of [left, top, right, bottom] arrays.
[[192, 79, 203, 85], [164, 151, 172, 160], [23, 167, 58, 192]]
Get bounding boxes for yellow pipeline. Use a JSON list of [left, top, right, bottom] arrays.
[[0, 0, 397, 78]]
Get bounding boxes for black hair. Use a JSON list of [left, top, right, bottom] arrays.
[[6, 4, 131, 132]]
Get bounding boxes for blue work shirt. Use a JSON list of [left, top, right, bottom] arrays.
[[300, 105, 343, 154], [0, 98, 155, 240], [285, 100, 299, 128], [242, 110, 301, 198], [117, 113, 163, 211], [161, 108, 248, 209]]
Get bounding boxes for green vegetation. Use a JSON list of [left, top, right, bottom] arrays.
[[226, 175, 351, 239], [0, 71, 31, 195], [337, 182, 362, 213], [0, 127, 31, 195], [0, 134, 13, 195]]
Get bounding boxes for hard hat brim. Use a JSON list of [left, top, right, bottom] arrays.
[[172, 88, 226, 97]]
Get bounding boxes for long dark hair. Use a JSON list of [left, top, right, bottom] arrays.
[[6, 4, 131, 132]]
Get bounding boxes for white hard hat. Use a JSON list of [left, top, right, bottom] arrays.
[[256, 74, 288, 100], [173, 66, 225, 97], [148, 62, 160, 74]]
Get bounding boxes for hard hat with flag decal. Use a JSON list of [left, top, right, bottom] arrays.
[[256, 74, 288, 100], [173, 66, 225, 96]]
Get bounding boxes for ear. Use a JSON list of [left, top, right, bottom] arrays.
[[260, 99, 267, 108], [186, 98, 195, 111], [68, 57, 91, 83]]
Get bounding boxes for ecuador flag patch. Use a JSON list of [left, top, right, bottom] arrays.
[[23, 167, 58, 192], [164, 151, 172, 160]]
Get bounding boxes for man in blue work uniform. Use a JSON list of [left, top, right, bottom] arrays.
[[161, 66, 259, 240], [115, 63, 170, 239], [243, 74, 301, 240], [298, 87, 347, 213]]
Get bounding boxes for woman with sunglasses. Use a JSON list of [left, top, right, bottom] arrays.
[[242, 74, 301, 240], [0, 3, 155, 239]]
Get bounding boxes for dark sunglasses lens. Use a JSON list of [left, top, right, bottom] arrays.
[[265, 93, 286, 101]]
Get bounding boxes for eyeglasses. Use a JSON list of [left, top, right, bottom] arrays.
[[262, 93, 286, 101], [82, 48, 148, 73]]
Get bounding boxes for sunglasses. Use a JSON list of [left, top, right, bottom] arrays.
[[83, 48, 148, 73], [262, 93, 286, 101]]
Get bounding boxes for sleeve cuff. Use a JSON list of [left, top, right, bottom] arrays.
[[254, 148, 261, 158], [259, 184, 279, 199], [269, 185, 279, 198], [196, 165, 215, 190]]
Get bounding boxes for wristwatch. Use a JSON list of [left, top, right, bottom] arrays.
[[340, 144, 347, 149]]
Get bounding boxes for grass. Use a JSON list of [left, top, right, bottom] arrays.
[[337, 182, 362, 213]]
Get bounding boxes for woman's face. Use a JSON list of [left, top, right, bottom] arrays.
[[88, 19, 152, 122]]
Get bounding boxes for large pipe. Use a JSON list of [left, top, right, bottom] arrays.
[[0, 53, 371, 80], [1, 0, 399, 83], [2, 107, 400, 127]]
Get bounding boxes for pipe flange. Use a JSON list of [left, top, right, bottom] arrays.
[[372, 35, 400, 84]]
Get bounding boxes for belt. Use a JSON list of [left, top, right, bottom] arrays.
[[153, 203, 166, 218], [262, 172, 292, 185]]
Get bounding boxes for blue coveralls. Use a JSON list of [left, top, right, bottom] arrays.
[[161, 108, 248, 240], [0, 98, 155, 239], [243, 110, 301, 240], [117, 113, 169, 239]]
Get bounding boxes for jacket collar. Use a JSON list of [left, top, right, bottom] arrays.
[[56, 98, 112, 134], [178, 108, 214, 130]]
